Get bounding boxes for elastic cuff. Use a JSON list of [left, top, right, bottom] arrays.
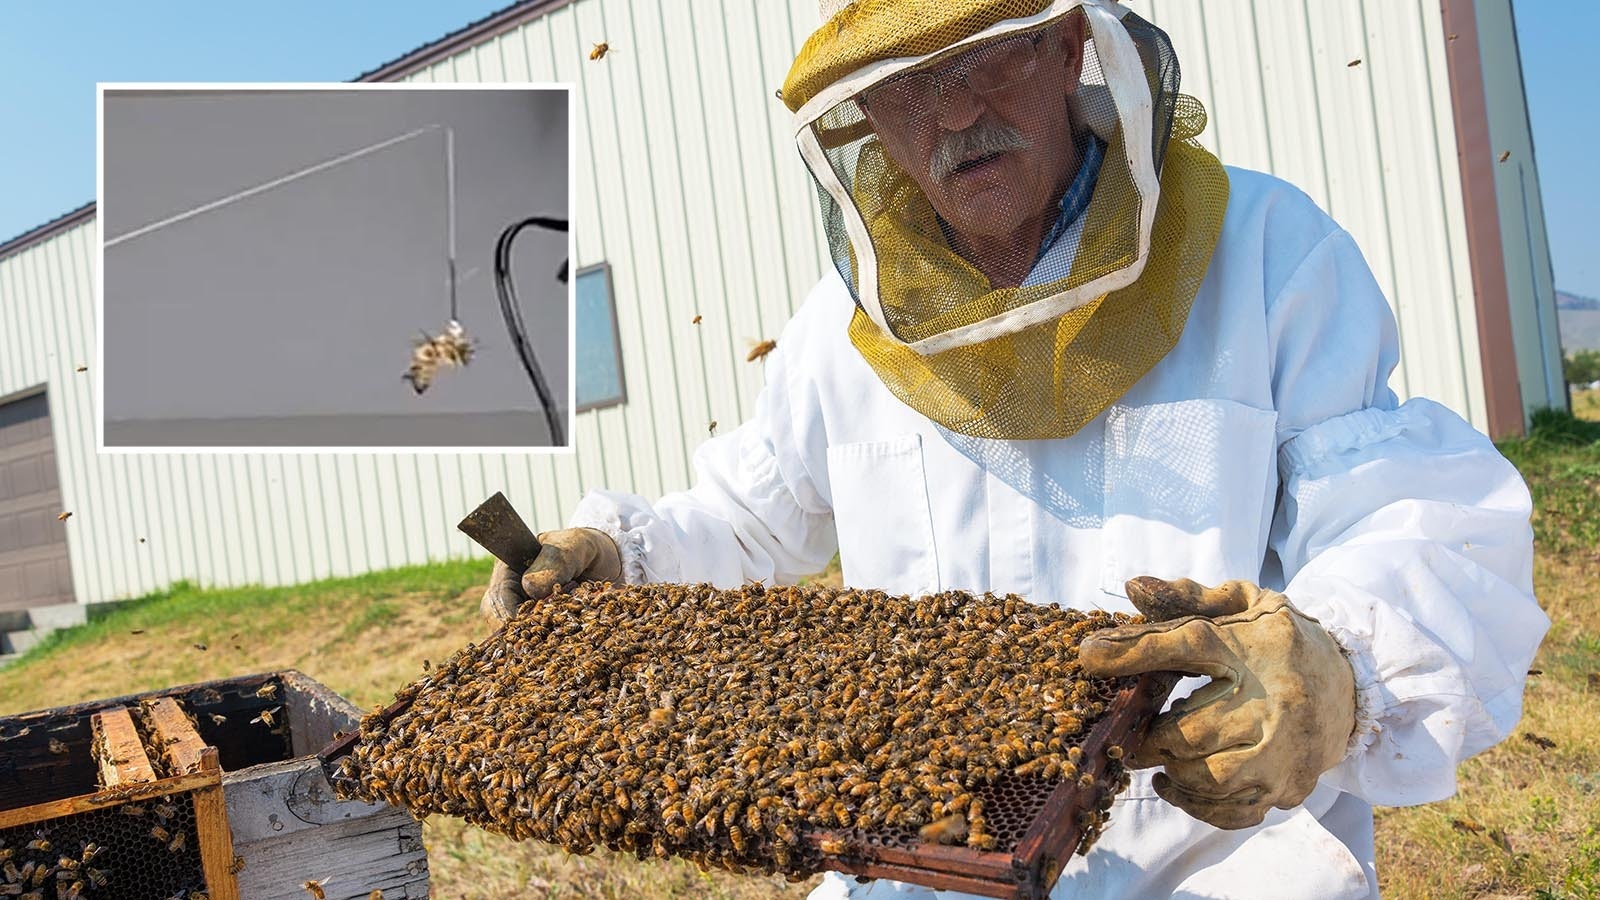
[[1322, 623, 1385, 758]]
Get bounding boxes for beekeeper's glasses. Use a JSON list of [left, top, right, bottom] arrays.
[[859, 30, 1048, 121]]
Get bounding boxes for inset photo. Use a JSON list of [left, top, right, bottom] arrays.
[[98, 84, 572, 450]]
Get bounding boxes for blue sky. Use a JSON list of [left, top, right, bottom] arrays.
[[0, 1, 510, 243], [1, 2, 1593, 300], [1514, 1, 1597, 301]]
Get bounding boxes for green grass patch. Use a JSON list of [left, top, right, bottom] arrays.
[[1498, 407, 1600, 555], [10, 558, 487, 667]]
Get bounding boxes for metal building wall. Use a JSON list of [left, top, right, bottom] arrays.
[[0, 0, 1523, 604], [1472, 0, 1564, 416], [0, 214, 594, 606]]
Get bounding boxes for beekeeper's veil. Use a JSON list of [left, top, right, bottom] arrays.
[[783, 0, 1229, 439]]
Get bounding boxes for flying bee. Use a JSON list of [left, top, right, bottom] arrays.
[[691, 314, 702, 325], [256, 683, 279, 699], [56, 511, 71, 521], [1498, 150, 1512, 163], [302, 880, 328, 900], [47, 739, 67, 755], [920, 811, 968, 845], [589, 42, 610, 60], [251, 707, 279, 728], [210, 714, 228, 725], [745, 338, 777, 363], [708, 420, 717, 436]]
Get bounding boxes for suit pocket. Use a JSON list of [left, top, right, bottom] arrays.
[[826, 433, 940, 595]]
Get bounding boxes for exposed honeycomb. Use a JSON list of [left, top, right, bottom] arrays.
[[337, 582, 1139, 880], [0, 793, 204, 900]]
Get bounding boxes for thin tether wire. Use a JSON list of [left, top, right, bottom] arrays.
[[495, 216, 569, 447]]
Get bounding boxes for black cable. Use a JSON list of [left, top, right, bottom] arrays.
[[494, 216, 569, 447]]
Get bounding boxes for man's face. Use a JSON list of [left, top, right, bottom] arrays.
[[861, 16, 1088, 245]]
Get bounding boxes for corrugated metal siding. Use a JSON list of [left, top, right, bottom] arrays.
[[1473, 0, 1564, 416], [1141, 0, 1486, 426], [0, 0, 1515, 604]]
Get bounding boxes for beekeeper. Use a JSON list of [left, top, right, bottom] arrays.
[[481, 0, 1547, 896]]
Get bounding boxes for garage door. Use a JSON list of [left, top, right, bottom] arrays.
[[0, 391, 74, 612]]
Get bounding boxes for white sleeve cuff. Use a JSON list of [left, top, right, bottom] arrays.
[[569, 489, 671, 585], [1319, 619, 1386, 759]]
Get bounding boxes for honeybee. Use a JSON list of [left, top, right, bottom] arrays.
[[74, 365, 87, 373], [149, 826, 170, 842], [589, 42, 610, 60], [210, 714, 228, 725], [228, 856, 247, 875], [56, 511, 71, 521], [745, 339, 777, 363], [47, 739, 67, 755], [817, 836, 850, 855], [1347, 58, 1361, 67], [691, 314, 702, 325], [167, 831, 187, 853], [256, 683, 279, 699], [1498, 150, 1512, 163], [302, 879, 328, 900], [370, 892, 384, 900], [24, 839, 49, 853], [155, 802, 178, 820], [403, 320, 475, 395], [708, 420, 717, 436], [251, 707, 279, 728]]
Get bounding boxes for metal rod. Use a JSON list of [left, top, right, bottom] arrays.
[[106, 124, 450, 247]]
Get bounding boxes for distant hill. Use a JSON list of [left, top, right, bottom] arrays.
[[1558, 289, 1600, 311], [1560, 309, 1600, 353]]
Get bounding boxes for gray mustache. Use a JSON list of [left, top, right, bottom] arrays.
[[929, 122, 1031, 182]]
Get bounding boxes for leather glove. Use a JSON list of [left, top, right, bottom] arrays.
[[1078, 577, 1356, 829], [479, 527, 623, 624]]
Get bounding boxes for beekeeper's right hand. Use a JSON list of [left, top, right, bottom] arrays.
[[479, 527, 623, 624]]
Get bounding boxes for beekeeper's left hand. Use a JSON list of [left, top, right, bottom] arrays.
[[1078, 577, 1356, 829]]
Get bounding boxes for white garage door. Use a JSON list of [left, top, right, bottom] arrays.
[[0, 391, 74, 612]]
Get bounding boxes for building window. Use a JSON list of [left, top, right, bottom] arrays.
[[575, 263, 626, 412]]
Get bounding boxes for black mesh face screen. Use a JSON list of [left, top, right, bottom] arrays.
[[0, 794, 204, 900]]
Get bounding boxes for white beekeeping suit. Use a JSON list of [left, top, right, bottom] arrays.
[[492, 0, 1547, 895]]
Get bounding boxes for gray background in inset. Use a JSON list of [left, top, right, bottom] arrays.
[[102, 88, 570, 446]]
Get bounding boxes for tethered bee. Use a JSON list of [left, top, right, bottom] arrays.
[[403, 320, 476, 395]]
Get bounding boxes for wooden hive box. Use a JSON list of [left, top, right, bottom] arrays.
[[0, 670, 427, 900]]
